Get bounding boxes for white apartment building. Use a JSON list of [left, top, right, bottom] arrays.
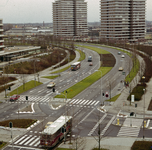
[[100, 0, 146, 41], [53, 0, 88, 38], [0, 19, 4, 51]]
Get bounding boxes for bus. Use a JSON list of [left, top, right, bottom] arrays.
[[71, 62, 81, 71], [40, 116, 72, 148]]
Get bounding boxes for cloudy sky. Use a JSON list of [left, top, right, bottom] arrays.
[[0, 0, 151, 23]]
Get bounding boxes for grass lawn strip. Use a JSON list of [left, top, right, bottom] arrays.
[[0, 142, 7, 149], [50, 66, 70, 74], [50, 49, 85, 74], [9, 80, 42, 96], [0, 119, 37, 128], [41, 75, 59, 79], [55, 67, 112, 99], [106, 94, 121, 102], [78, 45, 110, 54]]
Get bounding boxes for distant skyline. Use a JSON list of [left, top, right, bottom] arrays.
[[0, 0, 151, 23]]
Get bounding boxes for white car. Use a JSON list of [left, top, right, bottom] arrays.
[[121, 55, 125, 58], [119, 67, 123, 71], [47, 82, 56, 88]]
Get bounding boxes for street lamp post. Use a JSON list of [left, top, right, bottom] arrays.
[[143, 88, 145, 139], [142, 76, 145, 139], [56, 91, 67, 143], [95, 70, 103, 106]]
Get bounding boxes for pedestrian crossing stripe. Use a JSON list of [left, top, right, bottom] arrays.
[[14, 134, 40, 147], [117, 126, 140, 137], [69, 99, 100, 106]]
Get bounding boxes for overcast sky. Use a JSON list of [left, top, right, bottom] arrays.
[[0, 0, 151, 23]]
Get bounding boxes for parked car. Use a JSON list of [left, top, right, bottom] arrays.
[[10, 94, 20, 101], [47, 82, 56, 88]]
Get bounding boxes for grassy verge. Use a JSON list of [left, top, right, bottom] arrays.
[[0, 119, 37, 128], [50, 49, 85, 74], [106, 94, 121, 102], [9, 80, 42, 96], [56, 148, 74, 150], [41, 75, 59, 79], [79, 45, 110, 54], [50, 66, 70, 74], [77, 49, 86, 61], [125, 58, 140, 83], [55, 67, 112, 99], [131, 141, 152, 150], [0, 142, 7, 149]]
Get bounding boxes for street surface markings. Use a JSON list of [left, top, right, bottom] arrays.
[[123, 118, 143, 127], [69, 99, 100, 107], [117, 117, 143, 137], [101, 116, 115, 136], [14, 134, 40, 147], [88, 113, 107, 136], [117, 126, 140, 137], [18, 95, 50, 103]]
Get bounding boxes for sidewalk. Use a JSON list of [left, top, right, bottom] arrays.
[[59, 137, 136, 150]]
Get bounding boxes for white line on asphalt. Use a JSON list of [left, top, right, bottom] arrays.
[[29, 137, 40, 146], [14, 135, 27, 144]]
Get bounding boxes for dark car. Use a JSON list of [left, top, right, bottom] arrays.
[[10, 95, 20, 101]]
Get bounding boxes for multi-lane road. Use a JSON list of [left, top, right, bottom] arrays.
[[2, 45, 152, 150]]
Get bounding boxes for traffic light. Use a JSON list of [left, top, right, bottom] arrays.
[[26, 96, 28, 100], [52, 88, 55, 92], [102, 92, 104, 97], [8, 87, 11, 91], [9, 122, 13, 128]]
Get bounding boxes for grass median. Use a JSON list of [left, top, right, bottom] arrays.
[[50, 49, 85, 75], [9, 80, 42, 96], [55, 67, 112, 99]]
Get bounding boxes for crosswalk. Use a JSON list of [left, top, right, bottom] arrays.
[[12, 117, 145, 148], [117, 118, 143, 137], [8, 96, 100, 107], [14, 134, 40, 147], [9, 95, 50, 104], [68, 99, 100, 108]]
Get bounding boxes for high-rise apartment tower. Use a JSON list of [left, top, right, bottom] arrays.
[[0, 19, 4, 51], [53, 0, 88, 37], [100, 0, 146, 41]]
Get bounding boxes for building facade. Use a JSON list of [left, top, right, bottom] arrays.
[[100, 0, 146, 41], [0, 19, 4, 51], [53, 0, 88, 38]]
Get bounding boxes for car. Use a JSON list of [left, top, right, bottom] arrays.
[[47, 82, 56, 88], [118, 52, 121, 55], [45, 122, 53, 128], [10, 94, 20, 101], [89, 62, 93, 66], [121, 55, 125, 58], [119, 67, 123, 71]]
